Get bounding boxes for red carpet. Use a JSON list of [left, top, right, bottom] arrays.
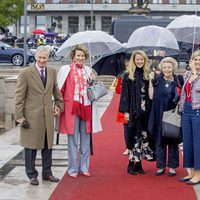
[[49, 94, 197, 200]]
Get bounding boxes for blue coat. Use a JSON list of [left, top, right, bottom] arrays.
[[148, 74, 183, 145]]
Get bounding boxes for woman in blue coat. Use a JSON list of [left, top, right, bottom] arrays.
[[148, 57, 183, 177]]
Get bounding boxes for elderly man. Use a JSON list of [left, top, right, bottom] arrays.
[[15, 46, 63, 186]]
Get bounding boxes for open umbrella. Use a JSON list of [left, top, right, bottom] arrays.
[[57, 33, 67, 37], [126, 25, 179, 56], [32, 29, 46, 35], [166, 15, 200, 52], [56, 30, 123, 65], [92, 53, 126, 76], [44, 32, 56, 37]]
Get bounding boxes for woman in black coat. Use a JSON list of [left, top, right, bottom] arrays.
[[148, 57, 183, 177], [119, 50, 153, 175]]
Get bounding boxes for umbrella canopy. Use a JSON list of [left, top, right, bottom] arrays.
[[167, 15, 200, 44], [57, 33, 67, 37], [56, 30, 123, 58], [92, 53, 126, 76], [44, 32, 56, 37], [126, 25, 179, 56], [32, 29, 46, 35]]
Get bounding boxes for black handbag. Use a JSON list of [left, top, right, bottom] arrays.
[[162, 106, 182, 142]]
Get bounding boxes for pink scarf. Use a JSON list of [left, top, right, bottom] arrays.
[[71, 63, 92, 120]]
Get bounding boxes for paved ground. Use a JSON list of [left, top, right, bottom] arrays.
[[0, 91, 113, 200]]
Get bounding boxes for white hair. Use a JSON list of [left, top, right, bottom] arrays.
[[158, 57, 178, 72], [35, 45, 50, 58]]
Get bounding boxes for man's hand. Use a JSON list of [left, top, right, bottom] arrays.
[[54, 105, 60, 116], [16, 117, 25, 124]]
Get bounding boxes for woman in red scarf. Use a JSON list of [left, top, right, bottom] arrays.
[[57, 45, 102, 178]]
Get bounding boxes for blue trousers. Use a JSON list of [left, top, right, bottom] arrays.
[[182, 101, 200, 170]]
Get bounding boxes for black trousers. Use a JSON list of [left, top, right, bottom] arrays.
[[24, 135, 52, 179]]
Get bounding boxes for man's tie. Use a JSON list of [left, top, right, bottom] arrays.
[[40, 69, 46, 86]]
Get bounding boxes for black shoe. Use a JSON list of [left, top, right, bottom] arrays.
[[42, 175, 60, 182], [30, 177, 39, 186], [179, 177, 191, 182], [187, 180, 200, 185], [155, 168, 165, 176], [127, 161, 137, 175], [168, 172, 176, 177], [135, 161, 146, 174]]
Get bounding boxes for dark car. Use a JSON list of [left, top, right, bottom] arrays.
[[0, 41, 34, 66]]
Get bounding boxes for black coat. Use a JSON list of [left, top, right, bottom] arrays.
[[148, 74, 183, 145], [119, 68, 151, 149]]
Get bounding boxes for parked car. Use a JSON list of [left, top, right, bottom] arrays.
[[0, 41, 34, 66]]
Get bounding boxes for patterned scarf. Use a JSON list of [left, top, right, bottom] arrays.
[[71, 62, 91, 120]]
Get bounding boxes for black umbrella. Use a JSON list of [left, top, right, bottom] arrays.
[[92, 53, 127, 76]]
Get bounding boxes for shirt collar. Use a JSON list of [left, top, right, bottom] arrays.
[[35, 63, 46, 75]]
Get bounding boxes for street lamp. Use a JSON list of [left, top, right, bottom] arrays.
[[24, 0, 27, 67]]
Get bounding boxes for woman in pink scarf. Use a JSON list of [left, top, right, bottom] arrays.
[[57, 45, 102, 178]]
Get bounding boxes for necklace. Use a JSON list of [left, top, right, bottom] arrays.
[[164, 80, 172, 88]]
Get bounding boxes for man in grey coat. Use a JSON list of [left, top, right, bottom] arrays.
[[15, 46, 63, 186]]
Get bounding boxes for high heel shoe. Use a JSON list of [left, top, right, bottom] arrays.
[[155, 168, 166, 176]]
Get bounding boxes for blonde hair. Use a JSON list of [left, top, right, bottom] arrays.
[[158, 57, 178, 73], [128, 50, 149, 80], [190, 50, 200, 60], [69, 44, 89, 61]]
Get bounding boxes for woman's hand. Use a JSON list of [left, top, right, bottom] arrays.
[[149, 71, 155, 80], [189, 59, 197, 74], [90, 72, 96, 81], [124, 112, 129, 121]]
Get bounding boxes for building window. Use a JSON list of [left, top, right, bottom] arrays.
[[186, 0, 196, 3], [102, 16, 112, 33], [153, 0, 162, 3], [119, 0, 129, 3], [51, 16, 62, 33], [69, 16, 79, 34], [52, 0, 62, 3], [102, 0, 112, 3], [36, 16, 46, 30], [85, 16, 95, 30], [169, 0, 179, 3], [85, 0, 96, 3], [20, 16, 30, 34], [35, 0, 46, 3]]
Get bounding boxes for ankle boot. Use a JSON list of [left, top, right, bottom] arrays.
[[135, 161, 145, 174], [127, 161, 137, 175]]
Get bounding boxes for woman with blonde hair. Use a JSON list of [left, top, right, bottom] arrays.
[[179, 50, 200, 184], [57, 45, 102, 178], [148, 57, 183, 177], [119, 50, 153, 175]]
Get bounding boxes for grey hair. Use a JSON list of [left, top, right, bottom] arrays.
[[35, 45, 50, 58], [158, 57, 178, 72]]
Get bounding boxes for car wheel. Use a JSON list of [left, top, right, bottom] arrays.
[[12, 54, 24, 66]]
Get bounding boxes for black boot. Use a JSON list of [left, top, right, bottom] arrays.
[[135, 161, 145, 174], [127, 161, 137, 175]]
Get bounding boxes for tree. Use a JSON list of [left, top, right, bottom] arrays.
[[0, 0, 24, 28]]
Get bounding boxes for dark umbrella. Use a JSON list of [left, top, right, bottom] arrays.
[[44, 32, 56, 37], [92, 53, 126, 76]]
